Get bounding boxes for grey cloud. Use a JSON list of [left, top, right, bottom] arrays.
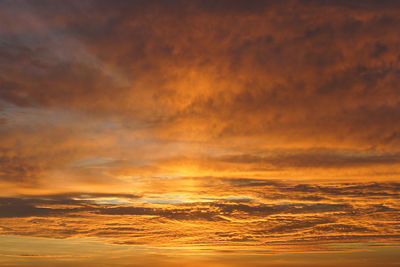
[[220, 150, 400, 168], [227, 178, 400, 199], [0, 198, 83, 218]]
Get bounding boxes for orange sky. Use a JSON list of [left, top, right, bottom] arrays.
[[0, 0, 400, 266]]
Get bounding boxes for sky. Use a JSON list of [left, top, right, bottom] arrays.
[[0, 0, 400, 266]]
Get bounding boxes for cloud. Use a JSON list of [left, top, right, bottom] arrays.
[[0, 0, 400, 189], [0, 1, 400, 262], [213, 203, 352, 216], [0, 178, 398, 249], [0, 197, 82, 218], [219, 150, 400, 168], [0, 0, 400, 149], [226, 178, 400, 199]]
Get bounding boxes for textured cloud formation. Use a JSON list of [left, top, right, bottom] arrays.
[[1, 0, 400, 190], [1, 0, 400, 266], [0, 180, 399, 249], [1, 0, 400, 147]]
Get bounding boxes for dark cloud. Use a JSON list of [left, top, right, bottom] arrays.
[[0, 178, 399, 249], [0, 0, 399, 148], [36, 192, 141, 200], [0, 198, 82, 218], [0, 193, 139, 218], [219, 150, 400, 168], [226, 178, 400, 199]]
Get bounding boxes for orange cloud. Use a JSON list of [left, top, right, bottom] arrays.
[[1, 0, 400, 266]]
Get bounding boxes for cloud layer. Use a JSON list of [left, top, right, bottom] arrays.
[[1, 0, 400, 266], [0, 179, 399, 250]]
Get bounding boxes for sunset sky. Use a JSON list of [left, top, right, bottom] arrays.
[[0, 0, 400, 266]]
